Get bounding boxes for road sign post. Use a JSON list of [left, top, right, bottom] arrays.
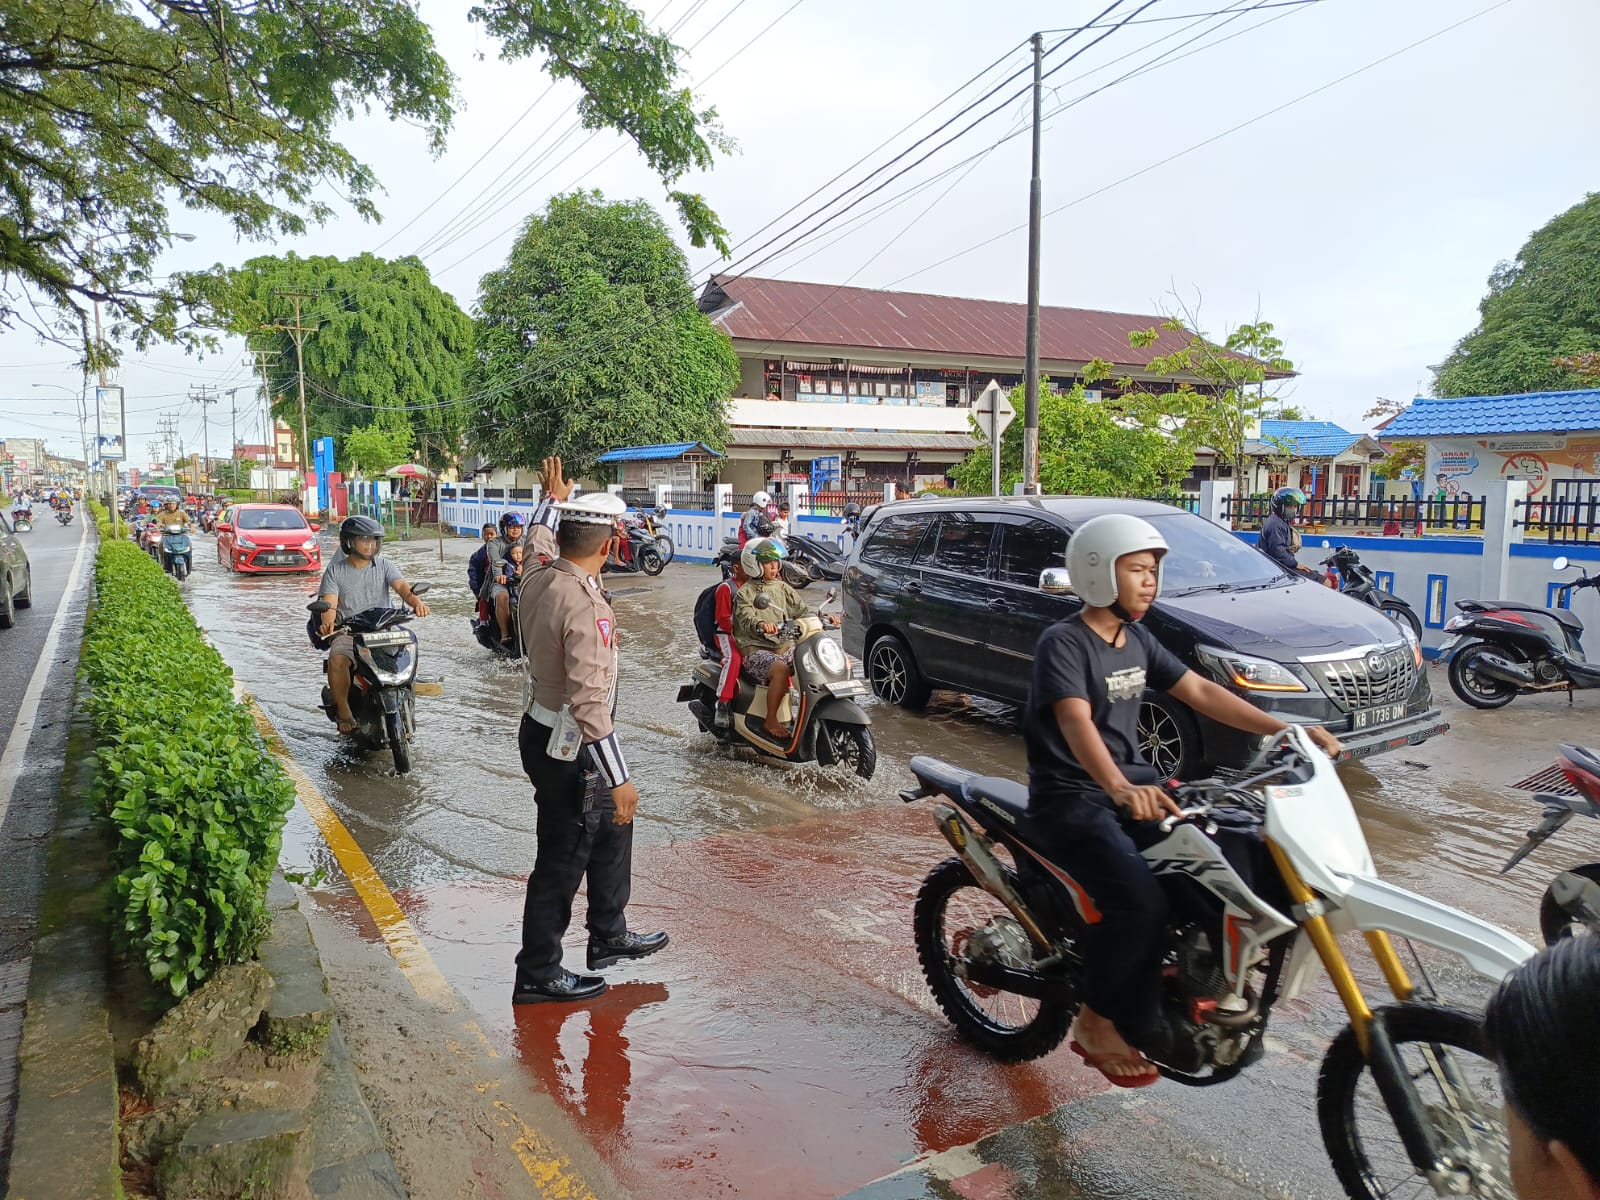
[[973, 380, 1016, 497]]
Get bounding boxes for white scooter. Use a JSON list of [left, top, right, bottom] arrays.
[[903, 726, 1533, 1200]]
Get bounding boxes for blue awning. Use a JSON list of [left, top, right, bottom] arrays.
[[595, 441, 724, 463]]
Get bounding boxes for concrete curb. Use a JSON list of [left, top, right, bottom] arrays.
[[7, 675, 407, 1198]]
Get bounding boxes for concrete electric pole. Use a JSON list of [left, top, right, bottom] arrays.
[[265, 292, 318, 502], [192, 384, 217, 495], [1021, 31, 1044, 497]]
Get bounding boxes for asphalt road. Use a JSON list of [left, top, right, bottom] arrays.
[[0, 507, 92, 1182], [176, 531, 1595, 1199]]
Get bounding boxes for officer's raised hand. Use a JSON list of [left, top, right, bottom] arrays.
[[540, 456, 575, 503], [612, 780, 639, 825]]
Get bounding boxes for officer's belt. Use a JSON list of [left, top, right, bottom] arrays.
[[526, 700, 564, 727]]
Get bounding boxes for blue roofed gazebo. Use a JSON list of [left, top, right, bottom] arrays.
[[595, 441, 723, 494]]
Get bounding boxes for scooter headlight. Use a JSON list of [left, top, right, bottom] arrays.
[[816, 637, 847, 675]]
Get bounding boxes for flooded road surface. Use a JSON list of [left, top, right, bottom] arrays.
[[182, 529, 1596, 1199]]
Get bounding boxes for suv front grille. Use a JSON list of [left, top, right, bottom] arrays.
[[1313, 646, 1417, 711]]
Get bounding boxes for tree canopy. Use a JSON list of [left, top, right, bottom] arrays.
[[952, 382, 1191, 497], [1, 1, 731, 363], [467, 191, 736, 476], [215, 252, 473, 469], [1433, 192, 1600, 397]]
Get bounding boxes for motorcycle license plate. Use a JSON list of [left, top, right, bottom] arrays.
[[824, 680, 865, 698], [1352, 703, 1407, 730]]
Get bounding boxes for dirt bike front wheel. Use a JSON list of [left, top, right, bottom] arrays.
[[1318, 1004, 1511, 1200], [913, 857, 1074, 1062]]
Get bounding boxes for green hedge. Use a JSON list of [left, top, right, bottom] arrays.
[[81, 502, 295, 995]]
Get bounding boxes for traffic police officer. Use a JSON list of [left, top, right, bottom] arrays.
[[512, 463, 668, 1003]]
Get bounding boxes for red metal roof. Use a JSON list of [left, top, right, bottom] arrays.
[[700, 275, 1198, 367]]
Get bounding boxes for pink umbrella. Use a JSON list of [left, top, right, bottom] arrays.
[[385, 463, 435, 478]]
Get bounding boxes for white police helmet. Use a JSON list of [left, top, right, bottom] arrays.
[[740, 535, 787, 580], [554, 491, 626, 525], [752, 490, 772, 508], [1065, 514, 1169, 609]]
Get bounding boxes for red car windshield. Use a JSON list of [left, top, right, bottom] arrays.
[[238, 509, 307, 532]]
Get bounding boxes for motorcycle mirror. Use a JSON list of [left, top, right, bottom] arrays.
[[824, 588, 837, 603], [307, 600, 331, 613], [410, 581, 432, 595], [754, 593, 772, 610], [1321, 539, 1331, 549], [1553, 555, 1570, 571]]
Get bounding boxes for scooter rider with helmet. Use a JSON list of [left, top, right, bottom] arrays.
[[316, 515, 431, 735], [1024, 514, 1341, 1086], [738, 490, 773, 548], [1258, 486, 1334, 586], [732, 537, 838, 739], [479, 511, 526, 653]]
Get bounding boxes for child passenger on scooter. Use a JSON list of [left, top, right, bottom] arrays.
[[733, 537, 836, 739], [1025, 514, 1341, 1088]]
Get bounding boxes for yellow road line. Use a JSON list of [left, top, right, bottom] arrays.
[[245, 695, 600, 1200]]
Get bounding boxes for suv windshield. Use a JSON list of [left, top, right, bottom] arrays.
[[1146, 511, 1291, 594], [238, 508, 308, 532]]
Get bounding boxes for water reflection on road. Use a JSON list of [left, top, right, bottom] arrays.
[[180, 528, 1595, 1198]]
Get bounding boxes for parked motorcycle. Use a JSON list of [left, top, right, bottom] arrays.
[[602, 522, 666, 576], [713, 534, 812, 587], [159, 524, 192, 581], [677, 589, 876, 777], [630, 507, 674, 564], [1441, 555, 1600, 708], [1498, 743, 1600, 945], [307, 582, 431, 774], [785, 531, 846, 584], [10, 510, 30, 534], [900, 726, 1532, 1200], [1318, 541, 1421, 640]]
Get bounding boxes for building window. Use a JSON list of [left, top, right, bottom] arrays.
[[1425, 574, 1448, 629]]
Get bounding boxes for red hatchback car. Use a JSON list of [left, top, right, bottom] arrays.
[[216, 503, 324, 574]]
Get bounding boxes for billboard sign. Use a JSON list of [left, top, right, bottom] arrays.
[[95, 385, 126, 461]]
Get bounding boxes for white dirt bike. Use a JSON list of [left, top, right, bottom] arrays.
[[902, 726, 1533, 1200]]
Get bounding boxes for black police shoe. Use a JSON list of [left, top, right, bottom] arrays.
[[587, 930, 670, 971], [512, 969, 607, 1004]]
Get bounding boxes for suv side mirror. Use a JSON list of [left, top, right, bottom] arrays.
[[1040, 567, 1073, 594], [216, 522, 232, 532]]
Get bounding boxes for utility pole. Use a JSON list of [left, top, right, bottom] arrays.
[[249, 346, 281, 480], [1021, 30, 1044, 496], [265, 292, 318, 504], [192, 384, 217, 496]]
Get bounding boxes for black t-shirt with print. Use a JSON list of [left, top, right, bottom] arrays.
[[1024, 613, 1190, 803]]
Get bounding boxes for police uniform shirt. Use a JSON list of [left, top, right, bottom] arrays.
[[518, 549, 629, 787]]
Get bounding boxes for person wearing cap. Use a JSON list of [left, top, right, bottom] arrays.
[[512, 461, 667, 1004]]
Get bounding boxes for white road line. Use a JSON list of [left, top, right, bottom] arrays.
[[0, 520, 90, 830]]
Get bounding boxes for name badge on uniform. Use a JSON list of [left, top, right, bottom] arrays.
[[546, 704, 583, 762]]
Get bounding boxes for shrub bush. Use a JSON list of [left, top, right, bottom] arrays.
[[79, 523, 295, 996]]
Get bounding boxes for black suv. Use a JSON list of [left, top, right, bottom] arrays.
[[841, 496, 1446, 775]]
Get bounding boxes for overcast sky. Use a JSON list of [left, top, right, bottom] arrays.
[[1, 0, 1595, 468]]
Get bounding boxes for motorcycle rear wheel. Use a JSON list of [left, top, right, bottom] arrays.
[[780, 561, 810, 589], [1377, 598, 1422, 642], [1447, 642, 1521, 709], [914, 857, 1075, 1062], [1318, 1004, 1510, 1200], [384, 709, 411, 774], [1539, 862, 1600, 945]]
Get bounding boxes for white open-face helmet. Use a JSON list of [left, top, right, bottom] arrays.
[[752, 490, 772, 508], [1065, 514, 1169, 609], [740, 535, 787, 579]]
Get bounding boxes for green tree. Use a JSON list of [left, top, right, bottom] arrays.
[[214, 252, 472, 470], [1115, 307, 1296, 482], [468, 191, 737, 476], [2, 0, 730, 362], [1434, 193, 1600, 397], [952, 382, 1191, 497], [1364, 395, 1426, 477], [341, 422, 415, 476]]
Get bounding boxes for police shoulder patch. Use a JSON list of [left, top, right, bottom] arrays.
[[596, 616, 613, 646]]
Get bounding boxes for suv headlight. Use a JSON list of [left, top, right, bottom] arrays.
[[1195, 645, 1308, 692]]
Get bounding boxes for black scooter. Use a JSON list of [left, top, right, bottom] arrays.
[[786, 532, 846, 583], [601, 524, 665, 577], [1440, 555, 1600, 709], [1318, 541, 1421, 640], [1499, 743, 1600, 944], [308, 582, 431, 773], [712, 534, 814, 587]]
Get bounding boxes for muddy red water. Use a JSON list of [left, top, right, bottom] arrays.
[[179, 530, 1596, 1199]]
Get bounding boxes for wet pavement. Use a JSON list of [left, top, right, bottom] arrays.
[[180, 528, 1596, 1199]]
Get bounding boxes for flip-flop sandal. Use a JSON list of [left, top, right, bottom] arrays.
[[1068, 1040, 1159, 1089]]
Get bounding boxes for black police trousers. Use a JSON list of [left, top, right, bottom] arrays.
[[515, 716, 633, 982], [1033, 789, 1169, 1045]]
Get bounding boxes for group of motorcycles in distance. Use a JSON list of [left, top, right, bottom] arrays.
[[125, 503, 194, 581], [7, 490, 76, 533]]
